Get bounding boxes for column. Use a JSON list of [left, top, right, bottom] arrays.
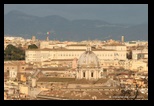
[[88, 69, 90, 80], [80, 70, 82, 79], [86, 71, 88, 80]]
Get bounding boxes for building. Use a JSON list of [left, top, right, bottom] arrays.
[[125, 41, 148, 47], [4, 61, 26, 73], [66, 44, 87, 50], [121, 36, 124, 43], [19, 85, 29, 95], [40, 41, 67, 49], [132, 48, 148, 60], [20, 74, 27, 82], [32, 78, 37, 87], [130, 60, 148, 72], [9, 69, 17, 79], [25, 45, 127, 63], [76, 46, 102, 80], [32, 36, 36, 42]]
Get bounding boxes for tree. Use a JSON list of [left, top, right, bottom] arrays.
[[4, 44, 25, 61], [127, 51, 132, 59], [28, 44, 38, 49]]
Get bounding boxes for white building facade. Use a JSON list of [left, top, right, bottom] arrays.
[[9, 69, 17, 79], [25, 45, 127, 63]]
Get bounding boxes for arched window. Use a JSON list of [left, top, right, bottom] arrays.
[[91, 72, 93, 77], [83, 72, 85, 77]]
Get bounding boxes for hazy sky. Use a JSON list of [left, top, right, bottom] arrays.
[[4, 4, 148, 25]]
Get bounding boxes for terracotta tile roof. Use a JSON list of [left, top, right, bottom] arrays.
[[67, 44, 87, 46], [38, 67, 68, 71], [94, 78, 109, 84], [25, 67, 33, 71], [103, 44, 125, 46], [37, 77, 75, 82], [68, 79, 93, 84]]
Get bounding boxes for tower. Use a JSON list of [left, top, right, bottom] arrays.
[[46, 36, 49, 41], [121, 36, 124, 43], [32, 36, 36, 41]]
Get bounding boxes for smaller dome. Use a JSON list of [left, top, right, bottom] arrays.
[[78, 50, 99, 67]]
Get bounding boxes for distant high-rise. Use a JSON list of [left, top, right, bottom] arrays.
[[121, 36, 124, 43]]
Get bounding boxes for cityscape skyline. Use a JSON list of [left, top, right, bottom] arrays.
[[4, 36, 148, 100], [4, 4, 148, 100]]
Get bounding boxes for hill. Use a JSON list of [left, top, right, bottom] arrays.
[[4, 10, 148, 41]]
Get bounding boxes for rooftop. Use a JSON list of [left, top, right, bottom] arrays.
[[26, 48, 116, 51], [37, 77, 75, 82], [67, 44, 87, 46], [68, 79, 92, 84], [103, 44, 125, 46]]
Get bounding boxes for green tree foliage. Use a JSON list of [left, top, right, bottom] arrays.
[[4, 44, 25, 61], [28, 44, 38, 49]]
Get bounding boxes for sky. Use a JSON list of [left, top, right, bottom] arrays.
[[4, 4, 148, 25]]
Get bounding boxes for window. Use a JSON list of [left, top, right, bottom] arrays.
[[91, 72, 93, 77], [83, 72, 85, 77], [13, 72, 16, 75]]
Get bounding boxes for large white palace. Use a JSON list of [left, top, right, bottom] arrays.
[[25, 44, 127, 63]]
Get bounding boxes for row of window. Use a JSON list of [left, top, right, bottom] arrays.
[[102, 64, 117, 66], [28, 53, 125, 57], [96, 54, 125, 57], [101, 64, 132, 66], [83, 72, 94, 77], [5, 67, 25, 70]]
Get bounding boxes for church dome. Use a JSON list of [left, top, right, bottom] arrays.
[[77, 48, 99, 67]]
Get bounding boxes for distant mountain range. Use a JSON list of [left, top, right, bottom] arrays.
[[4, 10, 148, 41]]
